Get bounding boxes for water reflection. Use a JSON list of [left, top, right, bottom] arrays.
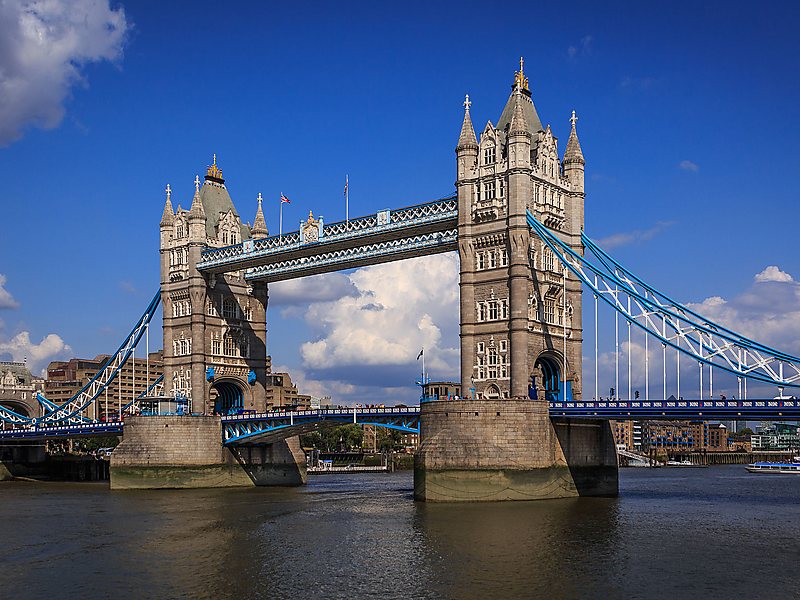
[[2, 468, 799, 599], [415, 496, 623, 598]]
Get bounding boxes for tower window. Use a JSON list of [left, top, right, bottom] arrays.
[[484, 147, 496, 164], [484, 180, 496, 200], [223, 297, 238, 320]]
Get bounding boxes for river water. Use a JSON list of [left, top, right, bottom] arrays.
[[1, 466, 798, 599]]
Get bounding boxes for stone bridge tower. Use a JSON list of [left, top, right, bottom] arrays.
[[456, 59, 585, 403], [159, 157, 270, 415], [414, 61, 616, 502]]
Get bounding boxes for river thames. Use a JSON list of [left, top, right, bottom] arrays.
[[1, 465, 798, 599]]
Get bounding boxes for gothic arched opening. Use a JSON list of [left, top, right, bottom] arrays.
[[534, 355, 562, 402], [211, 380, 244, 415]]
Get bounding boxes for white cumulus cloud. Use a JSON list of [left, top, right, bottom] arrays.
[[0, 331, 72, 375], [0, 274, 19, 309], [270, 272, 358, 306], [678, 160, 699, 172], [0, 0, 129, 146], [300, 254, 459, 371], [754, 265, 794, 283]]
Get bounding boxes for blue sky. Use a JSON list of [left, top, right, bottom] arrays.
[[1, 0, 799, 403]]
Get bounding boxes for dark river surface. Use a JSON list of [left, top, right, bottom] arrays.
[[1, 466, 799, 599]]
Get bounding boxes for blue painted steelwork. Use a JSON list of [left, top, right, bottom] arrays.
[[2, 398, 799, 444], [196, 196, 457, 275], [549, 398, 800, 420], [0, 291, 161, 426], [121, 374, 165, 414], [0, 421, 123, 441], [245, 229, 457, 283], [527, 211, 800, 390], [221, 407, 421, 444]]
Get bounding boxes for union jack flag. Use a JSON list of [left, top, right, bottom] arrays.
[[280, 194, 291, 203]]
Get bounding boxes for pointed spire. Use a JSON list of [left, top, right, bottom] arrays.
[[456, 94, 478, 151], [160, 183, 174, 226], [564, 110, 585, 165], [251, 192, 269, 239], [509, 86, 530, 137], [189, 175, 205, 219]]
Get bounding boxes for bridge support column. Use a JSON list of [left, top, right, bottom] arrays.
[[0, 441, 47, 480], [414, 400, 617, 502], [110, 416, 306, 490]]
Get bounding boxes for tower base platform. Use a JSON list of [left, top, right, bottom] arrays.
[[414, 399, 618, 502], [110, 416, 306, 490]]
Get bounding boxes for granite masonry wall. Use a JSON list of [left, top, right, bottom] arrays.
[[110, 415, 306, 489], [414, 399, 618, 502]]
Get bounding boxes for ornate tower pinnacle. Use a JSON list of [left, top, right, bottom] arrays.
[[514, 56, 529, 93], [206, 153, 224, 182], [564, 110, 585, 191], [251, 192, 269, 239], [564, 110, 585, 165], [160, 183, 175, 227], [189, 175, 205, 219], [456, 93, 478, 151], [509, 85, 530, 137]]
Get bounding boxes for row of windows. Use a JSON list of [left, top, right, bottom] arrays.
[[169, 248, 188, 268], [172, 300, 191, 317], [220, 229, 240, 246], [476, 299, 509, 322], [537, 156, 559, 179], [533, 183, 563, 209], [173, 338, 192, 356], [210, 333, 250, 358], [174, 221, 187, 239], [477, 340, 507, 354], [476, 179, 505, 202], [474, 346, 509, 380], [476, 248, 508, 270], [207, 296, 252, 321], [534, 246, 556, 272], [173, 369, 191, 391]]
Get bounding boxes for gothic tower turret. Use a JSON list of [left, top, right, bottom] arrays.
[[563, 110, 585, 192], [159, 156, 269, 415], [456, 94, 479, 393], [455, 59, 584, 402]]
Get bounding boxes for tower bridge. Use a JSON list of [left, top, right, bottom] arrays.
[[3, 61, 800, 499]]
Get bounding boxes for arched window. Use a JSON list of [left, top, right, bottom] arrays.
[[223, 297, 237, 320]]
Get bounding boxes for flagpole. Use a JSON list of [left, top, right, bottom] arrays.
[[422, 347, 425, 385], [279, 195, 283, 242], [345, 174, 349, 223]]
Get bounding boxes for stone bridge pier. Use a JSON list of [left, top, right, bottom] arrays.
[[110, 416, 306, 489]]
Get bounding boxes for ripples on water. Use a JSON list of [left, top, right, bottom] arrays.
[[1, 466, 798, 599]]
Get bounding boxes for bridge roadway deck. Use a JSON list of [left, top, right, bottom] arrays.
[[2, 399, 799, 443], [196, 197, 457, 282]]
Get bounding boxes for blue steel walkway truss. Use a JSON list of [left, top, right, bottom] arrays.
[[221, 407, 421, 445], [197, 196, 457, 282]]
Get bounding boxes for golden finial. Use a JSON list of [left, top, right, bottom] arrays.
[[307, 210, 315, 223], [514, 56, 529, 92], [206, 153, 223, 180]]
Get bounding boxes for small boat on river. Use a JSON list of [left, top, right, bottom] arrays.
[[746, 457, 800, 474]]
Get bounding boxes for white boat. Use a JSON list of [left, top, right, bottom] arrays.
[[666, 459, 697, 467], [746, 461, 800, 474]]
